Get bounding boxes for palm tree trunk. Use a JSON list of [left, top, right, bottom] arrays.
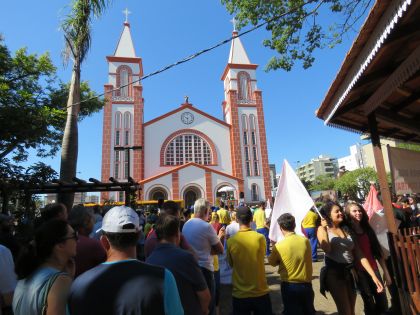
[[58, 61, 81, 211]]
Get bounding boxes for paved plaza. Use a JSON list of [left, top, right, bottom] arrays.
[[219, 254, 388, 315]]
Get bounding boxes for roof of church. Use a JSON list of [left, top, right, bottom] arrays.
[[114, 22, 137, 57], [143, 103, 231, 128], [228, 31, 251, 64], [140, 162, 243, 185]]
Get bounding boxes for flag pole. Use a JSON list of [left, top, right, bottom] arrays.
[[313, 204, 324, 220]]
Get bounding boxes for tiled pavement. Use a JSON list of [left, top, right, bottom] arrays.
[[219, 255, 389, 315]]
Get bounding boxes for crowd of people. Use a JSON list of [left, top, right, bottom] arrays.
[[0, 193, 418, 315]]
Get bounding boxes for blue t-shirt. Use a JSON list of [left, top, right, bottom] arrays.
[[146, 243, 208, 315], [69, 259, 183, 315]]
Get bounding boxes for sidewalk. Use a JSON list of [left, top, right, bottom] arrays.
[[220, 258, 372, 315]]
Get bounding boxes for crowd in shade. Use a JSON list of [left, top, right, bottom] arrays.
[[0, 193, 418, 315]]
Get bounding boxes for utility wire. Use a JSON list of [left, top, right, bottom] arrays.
[[69, 1, 312, 109]]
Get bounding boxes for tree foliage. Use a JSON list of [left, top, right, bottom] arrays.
[[0, 37, 103, 163], [221, 0, 373, 71], [310, 174, 336, 191], [334, 167, 378, 201]]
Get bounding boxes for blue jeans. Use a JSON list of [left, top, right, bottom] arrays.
[[232, 294, 273, 315], [281, 282, 315, 315], [304, 227, 318, 261], [256, 227, 270, 255]]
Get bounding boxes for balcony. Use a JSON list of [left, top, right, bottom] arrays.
[[237, 98, 256, 105]]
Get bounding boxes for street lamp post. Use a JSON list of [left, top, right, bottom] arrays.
[[114, 145, 142, 205]]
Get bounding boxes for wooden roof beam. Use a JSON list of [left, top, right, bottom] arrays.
[[390, 89, 420, 112], [363, 45, 420, 115], [375, 108, 420, 135]]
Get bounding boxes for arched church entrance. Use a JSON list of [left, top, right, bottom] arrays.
[[183, 187, 201, 210], [148, 187, 168, 201], [215, 184, 236, 207]]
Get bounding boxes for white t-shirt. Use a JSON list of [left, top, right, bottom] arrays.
[[182, 218, 220, 271], [0, 244, 17, 294], [226, 222, 239, 238]]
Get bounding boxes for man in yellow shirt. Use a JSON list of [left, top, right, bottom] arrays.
[[268, 213, 315, 315], [302, 209, 319, 262], [253, 202, 270, 255], [216, 203, 231, 227], [227, 206, 272, 315]]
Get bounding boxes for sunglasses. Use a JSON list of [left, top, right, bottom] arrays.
[[61, 231, 79, 242]]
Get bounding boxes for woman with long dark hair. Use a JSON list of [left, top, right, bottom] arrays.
[[345, 202, 391, 314], [12, 219, 76, 315], [317, 201, 383, 315]]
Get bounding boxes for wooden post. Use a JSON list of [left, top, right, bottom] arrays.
[[368, 112, 397, 234]]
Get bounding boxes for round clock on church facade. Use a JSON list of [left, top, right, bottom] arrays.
[[181, 112, 194, 124]]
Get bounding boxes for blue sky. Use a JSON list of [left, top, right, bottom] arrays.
[[0, 0, 367, 179]]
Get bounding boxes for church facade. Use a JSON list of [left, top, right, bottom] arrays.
[[101, 21, 272, 207]]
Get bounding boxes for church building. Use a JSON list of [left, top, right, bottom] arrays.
[[101, 20, 272, 207]]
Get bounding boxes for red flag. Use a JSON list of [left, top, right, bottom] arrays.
[[363, 184, 383, 219]]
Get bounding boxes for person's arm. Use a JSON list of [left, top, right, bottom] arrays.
[[378, 257, 392, 286], [210, 226, 224, 255], [196, 288, 210, 315], [354, 248, 384, 293], [267, 244, 280, 267], [316, 219, 331, 253], [163, 270, 184, 315], [46, 275, 72, 315]]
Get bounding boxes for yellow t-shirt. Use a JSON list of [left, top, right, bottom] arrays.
[[217, 209, 231, 225], [253, 208, 266, 229], [301, 211, 318, 228], [268, 233, 312, 283], [227, 228, 269, 298]]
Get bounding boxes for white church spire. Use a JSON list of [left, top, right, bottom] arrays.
[[114, 11, 136, 57], [228, 18, 251, 64]]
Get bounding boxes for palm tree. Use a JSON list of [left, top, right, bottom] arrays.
[[58, 0, 111, 210]]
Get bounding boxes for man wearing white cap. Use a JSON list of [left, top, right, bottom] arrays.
[[68, 206, 184, 315]]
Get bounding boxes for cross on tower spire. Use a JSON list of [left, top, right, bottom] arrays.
[[230, 17, 238, 32], [123, 8, 131, 23]]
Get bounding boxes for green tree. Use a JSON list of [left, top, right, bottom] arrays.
[[59, 0, 112, 209], [221, 0, 372, 71], [334, 167, 378, 201], [0, 37, 103, 163], [310, 174, 336, 191], [396, 142, 420, 152]]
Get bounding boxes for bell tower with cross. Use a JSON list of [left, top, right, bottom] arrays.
[[101, 9, 145, 202], [221, 19, 272, 203]]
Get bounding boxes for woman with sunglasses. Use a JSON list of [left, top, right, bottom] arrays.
[[317, 201, 383, 315], [345, 202, 391, 315], [13, 219, 77, 315]]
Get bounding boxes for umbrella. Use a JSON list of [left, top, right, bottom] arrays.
[[218, 186, 235, 193]]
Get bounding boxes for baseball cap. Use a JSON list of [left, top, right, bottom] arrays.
[[99, 206, 140, 233]]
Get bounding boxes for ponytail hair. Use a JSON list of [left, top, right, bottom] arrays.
[[15, 219, 68, 279]]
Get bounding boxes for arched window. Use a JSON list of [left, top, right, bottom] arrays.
[[120, 69, 129, 96], [249, 114, 259, 176], [237, 72, 251, 101], [123, 112, 131, 146], [251, 184, 259, 201], [115, 111, 122, 146], [242, 114, 251, 177], [115, 66, 132, 98], [165, 134, 212, 166]]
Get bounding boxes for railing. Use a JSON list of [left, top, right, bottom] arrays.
[[112, 95, 134, 102], [237, 98, 255, 105], [390, 227, 420, 315]]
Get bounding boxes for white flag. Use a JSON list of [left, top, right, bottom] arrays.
[[265, 198, 272, 219], [269, 160, 314, 242]]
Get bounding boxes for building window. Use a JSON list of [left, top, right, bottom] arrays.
[[120, 69, 129, 96], [123, 112, 131, 146], [242, 114, 252, 177], [114, 111, 122, 146], [238, 72, 251, 101], [251, 184, 259, 201], [118, 191, 124, 202], [124, 150, 129, 179], [249, 114, 259, 176], [164, 134, 212, 166]]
